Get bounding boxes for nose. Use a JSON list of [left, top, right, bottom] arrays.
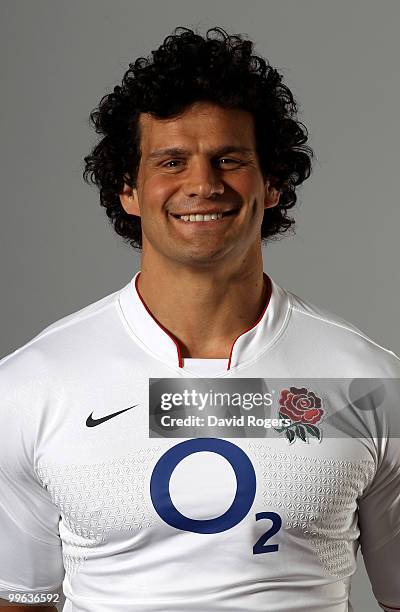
[[182, 158, 224, 199]]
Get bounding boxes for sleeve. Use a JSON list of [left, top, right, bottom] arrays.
[[0, 348, 65, 600], [357, 399, 400, 612]]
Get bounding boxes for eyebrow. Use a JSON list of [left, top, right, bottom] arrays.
[[147, 146, 255, 161]]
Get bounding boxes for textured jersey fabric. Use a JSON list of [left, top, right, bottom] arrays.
[[0, 271, 399, 612]]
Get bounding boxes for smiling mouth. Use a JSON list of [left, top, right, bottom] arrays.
[[169, 210, 238, 222]]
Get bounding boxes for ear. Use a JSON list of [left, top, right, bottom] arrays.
[[119, 182, 141, 217], [264, 180, 280, 210]]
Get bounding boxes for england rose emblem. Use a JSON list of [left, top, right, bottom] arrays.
[[274, 387, 324, 444]]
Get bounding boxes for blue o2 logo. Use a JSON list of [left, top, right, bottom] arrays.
[[150, 438, 281, 553], [150, 438, 255, 533]]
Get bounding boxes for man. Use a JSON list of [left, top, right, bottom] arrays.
[[0, 26, 399, 612]]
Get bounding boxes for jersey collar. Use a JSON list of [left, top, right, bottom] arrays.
[[118, 271, 290, 371]]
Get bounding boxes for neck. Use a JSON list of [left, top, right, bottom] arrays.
[[137, 249, 268, 359]]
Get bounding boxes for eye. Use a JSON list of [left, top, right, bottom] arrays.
[[218, 158, 242, 166], [163, 159, 184, 168]]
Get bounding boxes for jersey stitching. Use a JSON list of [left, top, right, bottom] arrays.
[[291, 305, 400, 361]]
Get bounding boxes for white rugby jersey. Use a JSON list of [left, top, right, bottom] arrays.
[[1, 271, 400, 612]]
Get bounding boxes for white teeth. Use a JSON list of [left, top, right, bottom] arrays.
[[176, 212, 224, 221]]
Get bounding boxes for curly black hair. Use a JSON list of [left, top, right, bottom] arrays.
[[83, 26, 314, 250]]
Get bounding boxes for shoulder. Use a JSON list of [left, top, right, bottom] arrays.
[[281, 284, 400, 376], [0, 285, 124, 380]]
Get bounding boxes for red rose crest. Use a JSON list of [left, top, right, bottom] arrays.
[[274, 386, 324, 444]]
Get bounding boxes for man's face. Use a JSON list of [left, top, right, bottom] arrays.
[[120, 101, 280, 268]]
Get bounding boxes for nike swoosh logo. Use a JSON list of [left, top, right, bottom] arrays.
[[86, 405, 138, 427]]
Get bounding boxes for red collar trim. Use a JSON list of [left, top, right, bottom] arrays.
[[134, 272, 272, 370], [227, 273, 272, 369], [135, 273, 184, 367]]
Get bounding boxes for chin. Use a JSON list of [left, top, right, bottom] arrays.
[[177, 249, 233, 266]]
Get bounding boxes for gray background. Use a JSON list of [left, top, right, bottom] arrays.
[[1, 0, 399, 609]]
